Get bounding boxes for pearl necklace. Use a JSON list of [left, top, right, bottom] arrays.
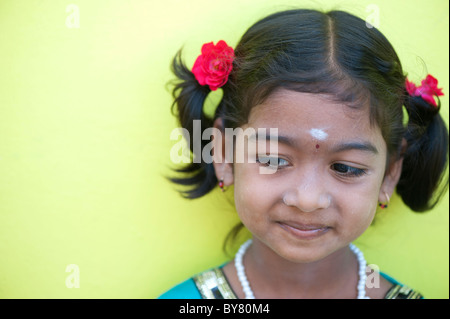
[[234, 239, 370, 299]]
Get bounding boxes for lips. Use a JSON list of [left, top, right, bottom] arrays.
[[277, 221, 330, 240]]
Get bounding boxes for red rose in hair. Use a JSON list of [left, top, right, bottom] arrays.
[[192, 40, 234, 91], [405, 78, 418, 96], [405, 74, 444, 107]]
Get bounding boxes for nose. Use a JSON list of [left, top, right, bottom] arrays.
[[282, 171, 331, 212]]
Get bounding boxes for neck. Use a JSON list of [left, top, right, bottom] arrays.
[[243, 238, 358, 299]]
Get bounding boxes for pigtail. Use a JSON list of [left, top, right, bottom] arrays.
[[397, 90, 449, 212], [166, 50, 218, 199]]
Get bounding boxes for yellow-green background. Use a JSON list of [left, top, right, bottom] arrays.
[[0, 0, 448, 298]]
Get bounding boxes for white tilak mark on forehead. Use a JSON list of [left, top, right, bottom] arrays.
[[309, 128, 328, 141]]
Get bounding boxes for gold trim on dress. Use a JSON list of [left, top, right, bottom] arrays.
[[192, 267, 423, 299], [384, 284, 423, 299], [192, 268, 237, 299]]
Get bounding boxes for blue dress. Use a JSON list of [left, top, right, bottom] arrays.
[[158, 266, 423, 299]]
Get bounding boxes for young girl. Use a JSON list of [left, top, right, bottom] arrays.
[[159, 9, 448, 299]]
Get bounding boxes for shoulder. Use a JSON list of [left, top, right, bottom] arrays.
[[158, 277, 202, 299], [380, 271, 424, 299]]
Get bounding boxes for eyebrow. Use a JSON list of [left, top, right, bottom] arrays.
[[330, 142, 379, 155], [248, 133, 379, 155]]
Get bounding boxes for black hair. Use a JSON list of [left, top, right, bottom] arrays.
[[167, 9, 449, 248]]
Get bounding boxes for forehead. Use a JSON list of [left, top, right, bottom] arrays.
[[246, 89, 380, 141]]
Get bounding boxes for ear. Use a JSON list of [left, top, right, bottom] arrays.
[[379, 139, 407, 203], [212, 117, 234, 187]]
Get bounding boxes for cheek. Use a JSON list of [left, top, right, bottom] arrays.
[[339, 186, 379, 235], [356, 201, 377, 224], [233, 164, 275, 225], [332, 170, 380, 218], [233, 164, 254, 216]]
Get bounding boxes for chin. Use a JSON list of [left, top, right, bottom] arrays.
[[270, 242, 336, 264]]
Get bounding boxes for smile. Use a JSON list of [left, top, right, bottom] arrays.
[[277, 221, 330, 240]]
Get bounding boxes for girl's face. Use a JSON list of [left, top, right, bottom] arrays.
[[231, 89, 394, 264]]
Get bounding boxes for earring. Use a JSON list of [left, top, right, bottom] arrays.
[[378, 192, 390, 209], [219, 178, 225, 192]]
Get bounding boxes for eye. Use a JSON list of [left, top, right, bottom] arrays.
[[256, 156, 290, 170], [332, 163, 367, 177]]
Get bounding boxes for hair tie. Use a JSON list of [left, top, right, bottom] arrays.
[[191, 40, 234, 91], [405, 74, 444, 108]]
